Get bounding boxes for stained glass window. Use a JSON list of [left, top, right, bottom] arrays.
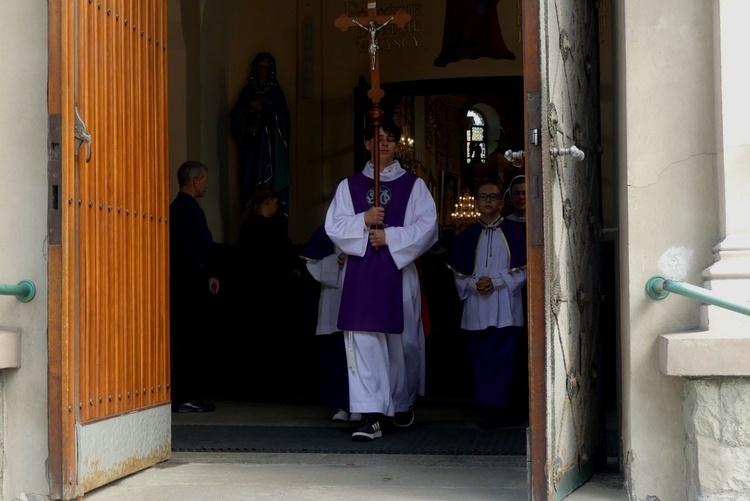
[[465, 110, 486, 163]]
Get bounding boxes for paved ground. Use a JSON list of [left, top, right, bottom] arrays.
[[83, 401, 627, 500], [84, 452, 626, 501]]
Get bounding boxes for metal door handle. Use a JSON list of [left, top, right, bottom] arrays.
[[74, 106, 92, 163], [504, 149, 524, 168], [550, 145, 585, 161]]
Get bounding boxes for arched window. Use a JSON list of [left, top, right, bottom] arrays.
[[465, 109, 487, 164]]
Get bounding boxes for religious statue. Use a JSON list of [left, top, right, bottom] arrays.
[[230, 52, 292, 213]]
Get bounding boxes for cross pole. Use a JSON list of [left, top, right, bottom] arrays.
[[335, 2, 410, 209]]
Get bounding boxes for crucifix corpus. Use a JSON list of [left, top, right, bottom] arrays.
[[335, 2, 410, 210]]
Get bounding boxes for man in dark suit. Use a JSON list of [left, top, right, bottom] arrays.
[[169, 160, 220, 413]]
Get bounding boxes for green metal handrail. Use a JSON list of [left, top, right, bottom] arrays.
[[645, 275, 750, 317], [0, 280, 36, 303]]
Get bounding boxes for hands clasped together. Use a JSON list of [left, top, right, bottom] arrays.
[[475, 274, 507, 295], [475, 276, 495, 295], [365, 206, 386, 248]]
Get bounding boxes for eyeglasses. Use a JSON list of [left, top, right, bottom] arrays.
[[476, 193, 501, 201]]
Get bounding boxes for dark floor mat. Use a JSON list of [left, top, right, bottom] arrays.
[[172, 424, 527, 455]]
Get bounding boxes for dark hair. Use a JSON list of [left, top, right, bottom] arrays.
[[240, 185, 279, 225], [475, 179, 503, 195], [250, 186, 278, 208], [177, 160, 208, 187], [364, 119, 402, 143], [510, 175, 525, 190]]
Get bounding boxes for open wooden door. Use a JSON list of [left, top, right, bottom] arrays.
[[48, 1, 171, 498], [525, 0, 604, 499]]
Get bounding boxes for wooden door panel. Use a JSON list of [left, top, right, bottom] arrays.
[[74, 0, 169, 425], [53, 1, 171, 497]]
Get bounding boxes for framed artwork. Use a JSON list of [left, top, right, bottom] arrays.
[[440, 170, 459, 226]]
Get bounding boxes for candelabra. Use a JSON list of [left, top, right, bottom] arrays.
[[396, 135, 425, 178], [397, 135, 415, 157], [450, 189, 480, 232]]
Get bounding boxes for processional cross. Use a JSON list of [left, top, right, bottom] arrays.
[[335, 2, 410, 208]]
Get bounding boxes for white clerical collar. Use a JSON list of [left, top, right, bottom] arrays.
[[364, 160, 403, 182], [507, 214, 526, 223]]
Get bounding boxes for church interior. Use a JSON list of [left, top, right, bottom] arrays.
[[169, 0, 617, 442]]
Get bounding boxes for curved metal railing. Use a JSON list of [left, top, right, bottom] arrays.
[[645, 275, 750, 317], [0, 280, 36, 302]]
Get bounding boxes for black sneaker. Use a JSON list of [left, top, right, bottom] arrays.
[[393, 408, 415, 428], [352, 414, 384, 441]]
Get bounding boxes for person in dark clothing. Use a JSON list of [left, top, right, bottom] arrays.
[[237, 187, 302, 299], [503, 175, 528, 422], [300, 224, 360, 424], [169, 160, 221, 413], [236, 187, 305, 400], [420, 226, 471, 399]]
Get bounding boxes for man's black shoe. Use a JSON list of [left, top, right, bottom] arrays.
[[174, 400, 215, 413], [393, 408, 415, 428]]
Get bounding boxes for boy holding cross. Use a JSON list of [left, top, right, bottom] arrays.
[[324, 119, 438, 441]]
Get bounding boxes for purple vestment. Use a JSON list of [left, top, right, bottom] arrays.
[[338, 171, 418, 333]]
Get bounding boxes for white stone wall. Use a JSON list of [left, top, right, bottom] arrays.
[[617, 0, 722, 499], [0, 1, 51, 499], [685, 379, 750, 500]]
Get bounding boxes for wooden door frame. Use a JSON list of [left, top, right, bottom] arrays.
[[522, 0, 549, 498], [47, 1, 76, 498]]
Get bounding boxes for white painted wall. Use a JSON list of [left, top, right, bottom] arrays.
[[168, 0, 244, 245], [0, 1, 51, 499], [617, 0, 722, 498]]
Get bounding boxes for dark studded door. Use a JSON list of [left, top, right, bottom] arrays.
[[524, 0, 604, 498]]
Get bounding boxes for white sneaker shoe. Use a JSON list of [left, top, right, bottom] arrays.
[[332, 409, 350, 422], [349, 412, 362, 422]]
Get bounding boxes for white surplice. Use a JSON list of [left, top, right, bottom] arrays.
[[324, 160, 438, 417]]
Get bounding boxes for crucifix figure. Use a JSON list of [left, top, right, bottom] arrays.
[[352, 17, 393, 71], [334, 3, 410, 106], [335, 3, 411, 209]]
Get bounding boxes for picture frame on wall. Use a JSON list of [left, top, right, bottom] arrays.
[[439, 170, 459, 226]]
